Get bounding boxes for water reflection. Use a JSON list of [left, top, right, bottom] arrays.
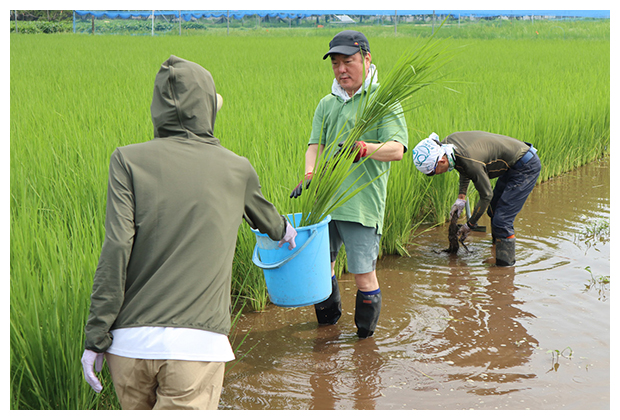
[[441, 260, 537, 369], [309, 327, 384, 409], [441, 261, 538, 392], [309, 327, 341, 410], [350, 339, 383, 409]]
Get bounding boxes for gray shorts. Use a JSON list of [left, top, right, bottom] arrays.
[[329, 220, 381, 274]]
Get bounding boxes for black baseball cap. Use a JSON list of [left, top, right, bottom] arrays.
[[322, 30, 370, 60]]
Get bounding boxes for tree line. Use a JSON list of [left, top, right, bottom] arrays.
[[12, 11, 77, 21]]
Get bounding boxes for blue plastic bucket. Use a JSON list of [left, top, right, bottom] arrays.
[[251, 213, 331, 307]]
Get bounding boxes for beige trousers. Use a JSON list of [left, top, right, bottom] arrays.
[[105, 353, 225, 410]]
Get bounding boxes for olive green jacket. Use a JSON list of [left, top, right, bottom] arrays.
[[444, 131, 531, 225], [85, 56, 286, 353]]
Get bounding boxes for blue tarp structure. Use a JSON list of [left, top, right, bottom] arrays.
[[73, 10, 610, 21]]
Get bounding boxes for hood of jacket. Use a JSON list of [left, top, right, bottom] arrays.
[[151, 55, 218, 141]]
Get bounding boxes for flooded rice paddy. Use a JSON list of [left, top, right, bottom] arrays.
[[220, 159, 610, 410]]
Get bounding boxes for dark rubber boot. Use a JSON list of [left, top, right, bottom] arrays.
[[314, 276, 342, 325], [355, 291, 381, 338], [496, 237, 516, 266]]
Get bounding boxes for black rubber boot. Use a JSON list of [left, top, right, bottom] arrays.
[[496, 237, 516, 266], [355, 291, 381, 338], [314, 276, 342, 325]]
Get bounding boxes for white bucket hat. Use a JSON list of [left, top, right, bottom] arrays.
[[412, 133, 443, 175]]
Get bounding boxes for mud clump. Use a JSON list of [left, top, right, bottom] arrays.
[[443, 211, 467, 254]]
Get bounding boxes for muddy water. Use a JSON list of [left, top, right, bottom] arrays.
[[220, 159, 610, 410]]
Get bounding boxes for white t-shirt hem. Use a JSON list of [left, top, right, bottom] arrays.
[[106, 326, 235, 363]]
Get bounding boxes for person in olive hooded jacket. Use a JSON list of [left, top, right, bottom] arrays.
[[80, 55, 297, 410]]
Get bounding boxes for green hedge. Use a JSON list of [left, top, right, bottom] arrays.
[[10, 21, 72, 34]]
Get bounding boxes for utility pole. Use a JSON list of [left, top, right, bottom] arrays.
[[394, 10, 397, 34], [179, 11, 181, 36], [227, 10, 230, 35], [432, 10, 435, 34]]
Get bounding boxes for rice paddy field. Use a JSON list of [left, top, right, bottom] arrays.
[[10, 20, 609, 409]]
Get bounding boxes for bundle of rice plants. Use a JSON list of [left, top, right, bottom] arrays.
[[295, 28, 457, 227]]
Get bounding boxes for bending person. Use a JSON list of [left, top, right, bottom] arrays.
[[412, 131, 541, 266]]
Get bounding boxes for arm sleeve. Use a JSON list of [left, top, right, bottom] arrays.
[[458, 173, 471, 196], [467, 169, 494, 226], [308, 100, 326, 146], [242, 163, 286, 241], [378, 101, 408, 152], [84, 149, 135, 353]]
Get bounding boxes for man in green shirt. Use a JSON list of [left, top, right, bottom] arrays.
[[411, 131, 541, 266], [291, 31, 408, 338]]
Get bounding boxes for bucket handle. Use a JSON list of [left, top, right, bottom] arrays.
[[252, 228, 318, 270]]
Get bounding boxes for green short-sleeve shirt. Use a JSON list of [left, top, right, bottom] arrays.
[[308, 85, 408, 234]]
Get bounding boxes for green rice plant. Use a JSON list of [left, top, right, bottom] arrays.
[[584, 266, 610, 302], [546, 346, 574, 372], [549, 346, 573, 358], [573, 218, 610, 254], [294, 135, 376, 228], [582, 218, 610, 242], [381, 166, 434, 256]]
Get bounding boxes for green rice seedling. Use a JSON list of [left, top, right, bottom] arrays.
[[574, 218, 610, 252], [545, 346, 574, 373], [547, 346, 574, 366], [584, 266, 610, 302], [226, 271, 263, 374], [382, 167, 434, 256]]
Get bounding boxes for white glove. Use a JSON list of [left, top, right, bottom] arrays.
[[458, 223, 472, 241], [278, 221, 297, 250], [81, 349, 104, 393], [450, 198, 467, 218]]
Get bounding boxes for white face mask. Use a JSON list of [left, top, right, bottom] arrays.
[[441, 144, 456, 171]]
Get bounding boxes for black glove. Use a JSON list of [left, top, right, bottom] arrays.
[[290, 172, 313, 199]]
